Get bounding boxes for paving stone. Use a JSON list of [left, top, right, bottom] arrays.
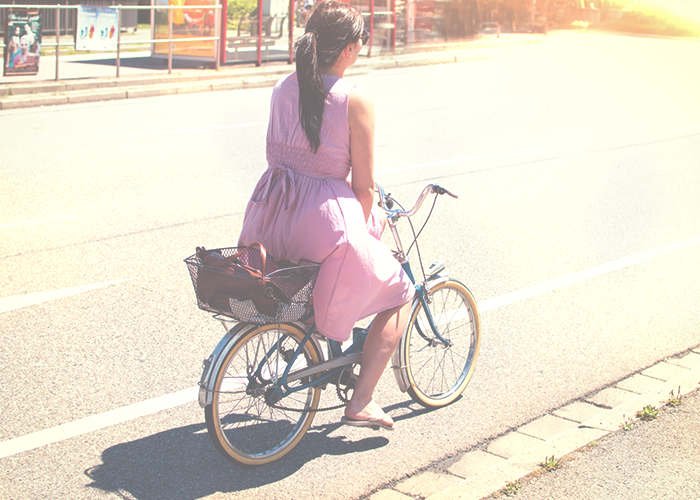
[[487, 431, 543, 459], [447, 450, 504, 478], [176, 82, 214, 94], [615, 373, 665, 394], [0, 94, 69, 109], [517, 414, 580, 440], [665, 352, 700, 369], [553, 401, 607, 423], [428, 462, 532, 500], [367, 489, 414, 500], [127, 85, 179, 98], [582, 409, 631, 432], [642, 361, 689, 381], [586, 387, 638, 409], [67, 89, 127, 104], [394, 471, 463, 498]]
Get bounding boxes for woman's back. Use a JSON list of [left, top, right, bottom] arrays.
[[266, 72, 354, 179]]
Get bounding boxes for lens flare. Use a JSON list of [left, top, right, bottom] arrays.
[[638, 0, 700, 23]]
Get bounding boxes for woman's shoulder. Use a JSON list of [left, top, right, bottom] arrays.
[[348, 85, 374, 116], [325, 75, 355, 95], [275, 72, 298, 90], [271, 73, 299, 104]]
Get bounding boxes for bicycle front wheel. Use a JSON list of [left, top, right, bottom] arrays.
[[398, 280, 481, 408], [204, 323, 322, 465]]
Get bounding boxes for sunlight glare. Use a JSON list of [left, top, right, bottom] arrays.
[[638, 0, 700, 23]]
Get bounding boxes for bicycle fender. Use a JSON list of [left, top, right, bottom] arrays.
[[391, 276, 454, 392], [198, 322, 324, 408], [424, 274, 450, 291], [391, 297, 422, 393], [198, 322, 258, 408]]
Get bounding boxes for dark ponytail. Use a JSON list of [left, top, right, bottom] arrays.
[[294, 1, 363, 153]]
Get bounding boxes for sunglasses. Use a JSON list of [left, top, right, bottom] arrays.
[[360, 29, 369, 45]]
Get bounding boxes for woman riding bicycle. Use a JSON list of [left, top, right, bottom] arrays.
[[238, 0, 413, 431]]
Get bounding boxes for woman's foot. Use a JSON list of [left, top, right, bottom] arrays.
[[344, 399, 394, 430]]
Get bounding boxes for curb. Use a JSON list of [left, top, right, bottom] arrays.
[[0, 37, 544, 111], [366, 346, 700, 500]]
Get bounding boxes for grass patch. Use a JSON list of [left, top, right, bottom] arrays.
[[666, 386, 683, 407], [636, 404, 660, 421], [620, 415, 636, 431], [539, 455, 564, 472], [501, 480, 521, 496]]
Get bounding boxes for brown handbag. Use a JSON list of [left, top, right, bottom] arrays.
[[195, 243, 289, 317]]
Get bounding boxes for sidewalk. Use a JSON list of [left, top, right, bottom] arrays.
[[364, 345, 700, 500], [0, 33, 544, 110]]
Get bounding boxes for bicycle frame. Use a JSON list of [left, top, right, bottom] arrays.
[[259, 184, 456, 406], [198, 184, 457, 409]]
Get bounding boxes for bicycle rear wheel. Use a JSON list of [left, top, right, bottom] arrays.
[[204, 323, 322, 465], [397, 280, 480, 408]]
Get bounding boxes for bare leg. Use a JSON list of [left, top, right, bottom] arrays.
[[344, 299, 412, 427]]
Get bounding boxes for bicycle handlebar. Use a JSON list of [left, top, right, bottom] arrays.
[[375, 183, 458, 218]]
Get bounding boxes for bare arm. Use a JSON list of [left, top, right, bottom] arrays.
[[348, 86, 376, 222]]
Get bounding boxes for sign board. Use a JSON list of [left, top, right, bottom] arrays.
[[76, 6, 119, 51], [4, 10, 41, 76], [153, 0, 217, 60]]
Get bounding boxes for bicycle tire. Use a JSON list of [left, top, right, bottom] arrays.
[[204, 323, 322, 465], [398, 280, 480, 408]]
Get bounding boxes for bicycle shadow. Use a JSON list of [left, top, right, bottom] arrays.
[[84, 398, 438, 499], [84, 419, 387, 500]]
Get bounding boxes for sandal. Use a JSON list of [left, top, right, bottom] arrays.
[[341, 415, 394, 431]]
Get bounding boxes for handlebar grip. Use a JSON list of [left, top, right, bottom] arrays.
[[432, 184, 459, 199]]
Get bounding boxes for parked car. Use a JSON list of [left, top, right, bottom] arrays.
[[479, 21, 501, 38]]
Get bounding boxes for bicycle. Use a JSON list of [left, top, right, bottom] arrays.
[[186, 183, 481, 465]]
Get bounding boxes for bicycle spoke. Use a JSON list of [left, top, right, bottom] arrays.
[[402, 281, 481, 407]]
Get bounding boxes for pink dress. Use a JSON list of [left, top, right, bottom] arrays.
[[238, 72, 415, 341]]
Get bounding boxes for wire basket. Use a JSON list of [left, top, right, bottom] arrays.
[[184, 247, 320, 324]]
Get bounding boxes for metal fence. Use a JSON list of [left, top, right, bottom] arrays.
[[1, 3, 221, 80], [0, 0, 139, 37]]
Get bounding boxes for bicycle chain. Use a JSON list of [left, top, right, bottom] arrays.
[[270, 365, 357, 413], [270, 401, 348, 413]]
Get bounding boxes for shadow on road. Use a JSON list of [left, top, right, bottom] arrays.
[[71, 56, 208, 70], [83, 420, 389, 499]]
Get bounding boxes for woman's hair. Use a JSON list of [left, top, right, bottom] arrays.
[[294, 1, 364, 152]]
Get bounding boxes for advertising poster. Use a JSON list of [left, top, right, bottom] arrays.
[[4, 11, 42, 76], [76, 6, 119, 51], [153, 0, 216, 59]]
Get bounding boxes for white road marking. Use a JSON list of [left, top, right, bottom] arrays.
[[478, 234, 700, 312], [128, 121, 267, 137], [2, 234, 700, 457], [376, 148, 547, 174], [669, 125, 700, 133], [0, 214, 82, 230], [0, 279, 135, 314], [0, 387, 198, 459]]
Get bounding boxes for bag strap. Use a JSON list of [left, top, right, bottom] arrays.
[[198, 242, 268, 271]]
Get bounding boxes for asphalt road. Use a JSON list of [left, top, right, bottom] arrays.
[[1, 32, 699, 500]]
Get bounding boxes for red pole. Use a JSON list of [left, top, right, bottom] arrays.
[[256, 0, 263, 66], [288, 0, 294, 63], [368, 0, 374, 57], [55, 4, 60, 81], [220, 0, 227, 65], [391, 0, 396, 51]]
